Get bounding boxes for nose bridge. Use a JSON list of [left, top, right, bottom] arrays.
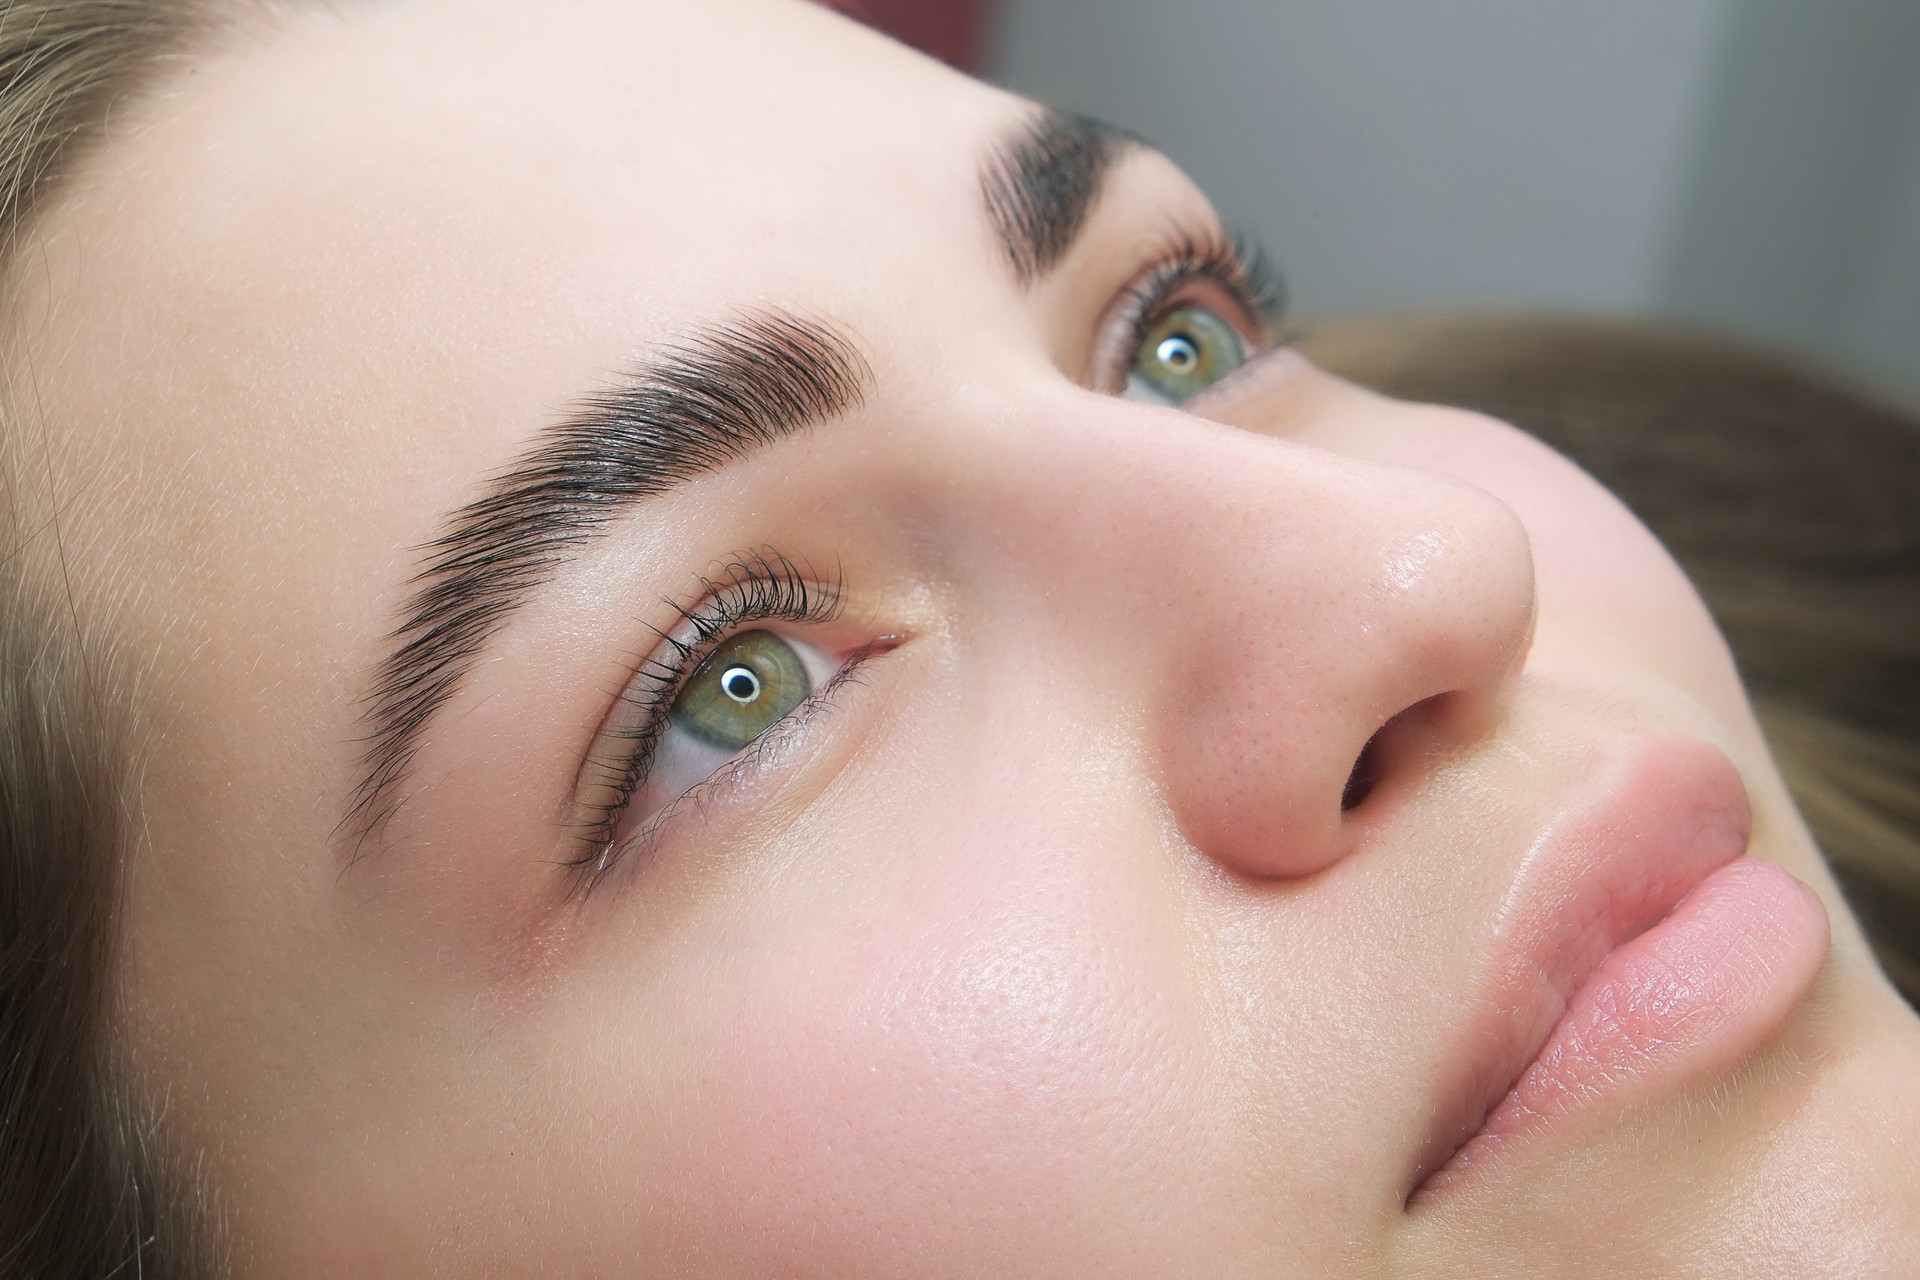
[[957, 398, 1537, 880]]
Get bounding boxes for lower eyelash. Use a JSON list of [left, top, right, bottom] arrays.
[[568, 549, 844, 883], [575, 649, 876, 895]]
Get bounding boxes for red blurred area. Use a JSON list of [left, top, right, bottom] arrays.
[[821, 0, 995, 73]]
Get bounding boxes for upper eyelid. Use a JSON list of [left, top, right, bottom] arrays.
[[1136, 230, 1283, 332], [1128, 267, 1267, 338]]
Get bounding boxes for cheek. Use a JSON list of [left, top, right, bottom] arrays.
[[629, 833, 1241, 1272]]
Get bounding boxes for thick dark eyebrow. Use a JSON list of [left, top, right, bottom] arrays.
[[344, 310, 872, 846], [981, 108, 1140, 285]]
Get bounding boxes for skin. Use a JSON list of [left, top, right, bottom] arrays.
[[8, 0, 1917, 1273]]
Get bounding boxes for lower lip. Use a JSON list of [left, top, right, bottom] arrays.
[[1418, 854, 1829, 1198]]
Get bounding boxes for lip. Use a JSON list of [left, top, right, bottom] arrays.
[[1407, 733, 1830, 1202]]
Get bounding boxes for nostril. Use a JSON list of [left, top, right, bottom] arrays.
[[1342, 732, 1383, 812], [1342, 694, 1455, 815]]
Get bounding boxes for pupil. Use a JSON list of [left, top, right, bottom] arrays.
[[721, 666, 761, 704], [1158, 334, 1198, 370]]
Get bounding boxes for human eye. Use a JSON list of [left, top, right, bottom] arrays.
[[1098, 227, 1286, 405], [566, 549, 881, 894]]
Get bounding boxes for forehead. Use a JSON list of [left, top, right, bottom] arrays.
[[22, 0, 1017, 427], [94, 0, 1015, 353], [16, 0, 1019, 591]]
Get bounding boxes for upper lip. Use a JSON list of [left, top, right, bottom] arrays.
[[1405, 732, 1752, 1196]]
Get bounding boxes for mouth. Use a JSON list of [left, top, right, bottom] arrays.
[[1407, 734, 1830, 1203]]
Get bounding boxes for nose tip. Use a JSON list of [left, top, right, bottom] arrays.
[[1163, 475, 1535, 882]]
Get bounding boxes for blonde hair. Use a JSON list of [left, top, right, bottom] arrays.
[[1302, 311, 1920, 1007], [0, 3, 225, 1275]]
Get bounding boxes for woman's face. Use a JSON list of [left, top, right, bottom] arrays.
[[19, 0, 1917, 1273]]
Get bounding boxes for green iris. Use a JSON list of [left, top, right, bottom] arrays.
[[670, 630, 812, 751], [1127, 305, 1247, 404]]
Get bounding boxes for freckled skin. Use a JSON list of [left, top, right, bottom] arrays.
[[13, 0, 1917, 1274]]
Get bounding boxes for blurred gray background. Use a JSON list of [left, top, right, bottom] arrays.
[[987, 0, 1920, 395]]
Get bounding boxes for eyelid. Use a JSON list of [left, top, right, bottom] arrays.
[[1088, 224, 1285, 396], [567, 550, 843, 879]]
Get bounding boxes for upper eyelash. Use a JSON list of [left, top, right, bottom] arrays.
[[570, 548, 843, 874], [1114, 226, 1288, 365]]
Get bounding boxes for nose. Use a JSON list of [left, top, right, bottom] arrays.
[[964, 395, 1536, 881], [1162, 445, 1534, 879]]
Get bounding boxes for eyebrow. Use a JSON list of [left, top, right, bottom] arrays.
[[982, 108, 1140, 284], [346, 110, 1140, 845]]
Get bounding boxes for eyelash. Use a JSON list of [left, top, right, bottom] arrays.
[[1106, 226, 1287, 384], [569, 548, 845, 889]]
